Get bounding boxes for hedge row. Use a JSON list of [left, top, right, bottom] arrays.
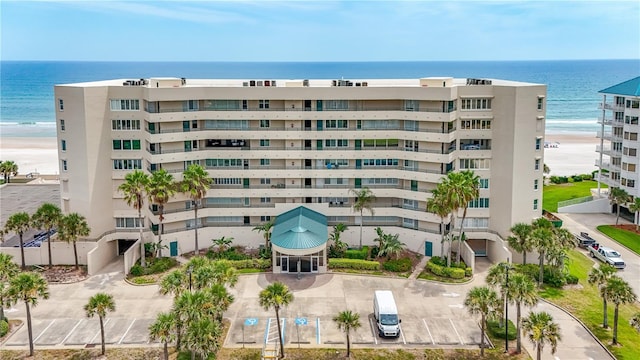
[[383, 258, 412, 272], [426, 260, 466, 279], [0, 319, 8, 337], [214, 259, 271, 270], [329, 258, 380, 270], [130, 257, 178, 276], [487, 319, 517, 340], [344, 246, 370, 260]]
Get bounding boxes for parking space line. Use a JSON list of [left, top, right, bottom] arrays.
[[264, 318, 271, 344], [33, 319, 55, 342], [89, 318, 110, 344], [281, 318, 286, 344], [368, 317, 378, 345], [61, 319, 83, 344], [449, 318, 464, 345], [118, 319, 136, 344], [316, 318, 321, 344], [422, 319, 434, 345], [399, 324, 406, 345]]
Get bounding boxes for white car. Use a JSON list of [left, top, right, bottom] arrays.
[[589, 245, 626, 269]]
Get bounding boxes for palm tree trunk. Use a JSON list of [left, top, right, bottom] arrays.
[[603, 297, 608, 328], [19, 234, 26, 270], [139, 209, 146, 267], [537, 343, 541, 360], [516, 303, 522, 353], [346, 331, 351, 357], [616, 206, 620, 225], [439, 219, 445, 257], [47, 230, 53, 268], [26, 302, 33, 356], [613, 305, 619, 344], [176, 320, 182, 350], [157, 206, 164, 258], [0, 301, 5, 322], [523, 251, 527, 265], [275, 308, 284, 359], [447, 214, 455, 267], [359, 209, 363, 250], [456, 207, 468, 263], [194, 205, 200, 256], [538, 251, 545, 287], [163, 341, 169, 360], [100, 316, 106, 355], [480, 314, 485, 356], [73, 241, 79, 270]]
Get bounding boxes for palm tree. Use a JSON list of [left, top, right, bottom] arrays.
[[604, 276, 637, 345], [6, 272, 50, 357], [507, 223, 533, 265], [630, 313, 640, 332], [609, 187, 629, 225], [211, 260, 239, 288], [159, 269, 187, 350], [464, 286, 501, 357], [207, 283, 235, 321], [212, 236, 233, 253], [628, 197, 640, 231], [31, 203, 62, 268], [351, 187, 376, 250], [587, 263, 616, 329], [0, 253, 19, 322], [181, 164, 211, 256], [119, 169, 150, 267], [426, 187, 451, 258], [58, 213, 90, 270], [147, 169, 177, 258], [183, 316, 221, 360], [0, 160, 18, 183], [543, 163, 550, 176], [522, 311, 561, 360], [84, 292, 116, 356], [454, 170, 480, 263], [174, 290, 219, 360], [507, 273, 538, 354], [530, 218, 554, 287], [380, 233, 405, 259], [253, 218, 276, 250], [3, 212, 31, 270], [485, 262, 509, 327], [259, 282, 294, 359], [333, 310, 361, 358], [149, 311, 176, 360], [329, 223, 348, 257]]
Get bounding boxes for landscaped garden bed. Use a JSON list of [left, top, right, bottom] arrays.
[[418, 256, 473, 283]]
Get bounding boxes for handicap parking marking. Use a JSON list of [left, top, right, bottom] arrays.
[[316, 317, 321, 344], [244, 317, 258, 326], [422, 319, 435, 345], [449, 318, 464, 345]]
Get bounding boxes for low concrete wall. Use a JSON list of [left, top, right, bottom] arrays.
[[0, 239, 96, 267], [486, 235, 512, 264], [86, 237, 117, 275], [558, 197, 610, 213], [123, 239, 141, 275]]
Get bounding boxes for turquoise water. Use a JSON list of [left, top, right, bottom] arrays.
[[1, 60, 638, 137]]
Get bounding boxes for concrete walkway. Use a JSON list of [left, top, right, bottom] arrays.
[[408, 255, 430, 280]]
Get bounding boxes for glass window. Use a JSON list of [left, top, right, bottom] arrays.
[[260, 120, 270, 128], [260, 139, 270, 147], [61, 160, 67, 171], [533, 199, 538, 210], [260, 159, 270, 166], [60, 119, 65, 131], [61, 140, 66, 151], [58, 99, 64, 111], [537, 97, 544, 110], [535, 159, 540, 171], [534, 179, 539, 190]]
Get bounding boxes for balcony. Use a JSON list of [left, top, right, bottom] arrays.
[[145, 125, 457, 135], [145, 105, 454, 114]]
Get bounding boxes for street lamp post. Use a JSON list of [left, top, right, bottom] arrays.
[[502, 258, 511, 353], [187, 265, 193, 292]]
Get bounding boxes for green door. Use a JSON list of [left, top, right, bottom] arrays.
[[411, 180, 418, 191], [183, 121, 190, 132], [317, 120, 323, 130], [184, 141, 192, 152], [355, 159, 362, 169], [170, 241, 178, 257], [243, 178, 250, 188], [355, 178, 362, 188], [316, 100, 323, 111], [355, 139, 361, 150], [316, 140, 323, 150], [424, 241, 433, 256]]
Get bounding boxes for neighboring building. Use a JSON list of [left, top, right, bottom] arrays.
[[54, 76, 546, 272], [596, 76, 640, 219]]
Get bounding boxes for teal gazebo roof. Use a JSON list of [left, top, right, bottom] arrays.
[[599, 76, 640, 97], [271, 207, 328, 250]]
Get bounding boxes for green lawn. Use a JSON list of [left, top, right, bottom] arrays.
[[543, 180, 604, 212], [597, 225, 640, 255], [540, 250, 640, 359]]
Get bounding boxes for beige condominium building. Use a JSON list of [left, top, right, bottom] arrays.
[[55, 76, 546, 273], [596, 76, 640, 220]]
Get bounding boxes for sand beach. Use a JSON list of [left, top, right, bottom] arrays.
[[1, 132, 600, 177]]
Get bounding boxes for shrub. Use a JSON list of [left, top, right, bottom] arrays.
[[514, 264, 566, 288], [383, 258, 412, 272], [207, 247, 250, 261], [430, 256, 447, 267], [148, 257, 177, 274], [565, 274, 579, 285], [465, 267, 473, 277], [571, 175, 583, 182], [344, 246, 369, 260], [328, 258, 380, 271], [215, 259, 271, 270], [426, 260, 467, 279], [0, 319, 9, 337], [580, 173, 593, 180], [487, 319, 516, 340], [130, 264, 143, 276]]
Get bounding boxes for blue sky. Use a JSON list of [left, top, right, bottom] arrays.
[[2, 0, 639, 61]]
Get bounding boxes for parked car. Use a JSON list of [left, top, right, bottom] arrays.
[[576, 232, 597, 248], [588, 245, 626, 269]]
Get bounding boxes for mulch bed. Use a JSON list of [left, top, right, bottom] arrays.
[[612, 224, 640, 235], [35, 265, 88, 284]]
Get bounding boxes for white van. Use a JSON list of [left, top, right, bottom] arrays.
[[373, 290, 401, 337]]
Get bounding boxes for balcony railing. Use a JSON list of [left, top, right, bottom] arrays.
[[146, 105, 453, 114], [146, 125, 457, 135], [147, 146, 454, 155]]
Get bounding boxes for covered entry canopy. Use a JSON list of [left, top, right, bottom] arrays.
[[271, 206, 328, 255]]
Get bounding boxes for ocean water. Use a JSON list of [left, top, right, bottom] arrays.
[[1, 60, 638, 137]]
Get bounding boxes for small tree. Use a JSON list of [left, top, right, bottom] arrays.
[[149, 312, 177, 360], [609, 187, 629, 225], [628, 197, 640, 231], [84, 292, 116, 356], [212, 236, 233, 253], [181, 164, 212, 256], [58, 213, 90, 270], [604, 276, 637, 345], [0, 160, 18, 183], [3, 212, 31, 270], [508, 273, 539, 354], [259, 282, 293, 359], [333, 310, 361, 358], [530, 218, 554, 287], [485, 262, 509, 327], [0, 253, 19, 322], [329, 223, 348, 257], [426, 186, 452, 259], [119, 170, 150, 266], [351, 187, 376, 250], [31, 203, 62, 268], [507, 223, 533, 265], [522, 311, 561, 360], [253, 218, 275, 251], [6, 272, 50, 357], [588, 263, 616, 329], [464, 286, 501, 357], [147, 169, 177, 257]]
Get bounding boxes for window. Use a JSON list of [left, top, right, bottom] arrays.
[[461, 98, 492, 110], [534, 179, 539, 190], [260, 178, 271, 185], [626, 100, 640, 109], [325, 100, 348, 110], [213, 178, 242, 185], [204, 120, 248, 129], [404, 100, 419, 111], [260, 197, 271, 203], [260, 120, 270, 128], [363, 138, 399, 147], [261, 216, 271, 222], [186, 100, 199, 111], [110, 99, 140, 111], [461, 218, 489, 228], [204, 100, 241, 110], [624, 132, 638, 141], [403, 218, 418, 229], [205, 159, 243, 168], [116, 217, 144, 228], [479, 179, 489, 189], [61, 160, 67, 171], [259, 100, 270, 109], [113, 159, 142, 170], [623, 163, 637, 172], [325, 139, 348, 147], [58, 99, 64, 111], [623, 147, 637, 157], [362, 178, 399, 185], [468, 198, 490, 208], [113, 139, 141, 150], [325, 120, 348, 129], [362, 120, 399, 130], [403, 199, 418, 209], [460, 119, 491, 130], [533, 199, 538, 210], [260, 159, 270, 166], [112, 119, 141, 130], [404, 140, 418, 152], [535, 138, 542, 150], [537, 97, 544, 110], [535, 158, 541, 171], [259, 139, 270, 147], [60, 119, 65, 131], [363, 159, 399, 167], [625, 116, 640, 125], [459, 159, 491, 170], [61, 140, 67, 151]]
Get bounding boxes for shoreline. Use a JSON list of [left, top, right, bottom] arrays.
[[0, 131, 601, 177]]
